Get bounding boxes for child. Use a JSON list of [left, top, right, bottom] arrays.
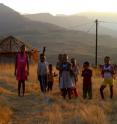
[[15, 45, 29, 96], [60, 54, 74, 99], [37, 54, 48, 94], [71, 58, 79, 98], [100, 56, 115, 99], [56, 54, 63, 94], [47, 64, 56, 92], [82, 61, 92, 99], [56, 54, 63, 82]]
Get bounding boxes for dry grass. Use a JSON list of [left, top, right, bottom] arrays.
[[79, 104, 108, 124], [0, 64, 117, 124], [0, 96, 12, 124]]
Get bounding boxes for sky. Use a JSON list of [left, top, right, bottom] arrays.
[[0, 0, 117, 15]]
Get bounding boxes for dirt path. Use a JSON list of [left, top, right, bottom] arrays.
[[0, 80, 50, 124], [8, 94, 44, 124]]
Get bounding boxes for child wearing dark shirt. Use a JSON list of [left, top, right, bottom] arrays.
[[82, 61, 92, 99]]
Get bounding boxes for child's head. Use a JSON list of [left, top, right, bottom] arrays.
[[20, 45, 25, 53], [58, 54, 63, 62], [104, 56, 110, 65], [83, 61, 90, 69], [48, 64, 53, 72], [40, 54, 46, 62], [71, 58, 76, 65], [63, 54, 68, 62]]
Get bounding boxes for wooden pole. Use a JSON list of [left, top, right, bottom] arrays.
[[95, 19, 98, 67]]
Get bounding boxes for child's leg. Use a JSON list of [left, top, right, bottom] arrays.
[[62, 88, 67, 99], [100, 85, 106, 99], [45, 75, 48, 92], [50, 82, 53, 91], [22, 80, 25, 96], [74, 88, 78, 97], [38, 76, 44, 92], [67, 88, 72, 99], [88, 84, 92, 99], [18, 80, 21, 96], [40, 75, 47, 93], [83, 83, 87, 99], [47, 81, 50, 91], [110, 85, 113, 99]]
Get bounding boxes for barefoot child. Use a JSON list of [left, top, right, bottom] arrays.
[[15, 45, 29, 96], [47, 64, 57, 92], [56, 54, 63, 94], [82, 61, 92, 99], [60, 54, 74, 99], [100, 56, 115, 99], [56, 54, 63, 83], [71, 58, 79, 98], [37, 53, 48, 102]]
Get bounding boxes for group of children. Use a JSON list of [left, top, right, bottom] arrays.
[[15, 45, 115, 100], [37, 53, 116, 100]]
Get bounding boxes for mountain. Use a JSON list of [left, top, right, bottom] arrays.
[[1, 4, 117, 64], [25, 13, 117, 37], [0, 4, 64, 35], [25, 13, 91, 31]]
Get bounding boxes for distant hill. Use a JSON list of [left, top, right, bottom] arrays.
[[25, 13, 117, 37], [0, 4, 64, 35], [25, 13, 91, 31], [0, 4, 117, 64]]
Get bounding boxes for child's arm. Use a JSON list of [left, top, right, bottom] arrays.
[[111, 65, 116, 79], [81, 70, 84, 77], [42, 46, 46, 56], [90, 70, 93, 77], [14, 54, 18, 76], [37, 62, 39, 76], [101, 67, 104, 78], [54, 72, 58, 77], [26, 55, 29, 76], [56, 62, 60, 70]]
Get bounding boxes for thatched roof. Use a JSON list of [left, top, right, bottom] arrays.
[[0, 36, 32, 55]]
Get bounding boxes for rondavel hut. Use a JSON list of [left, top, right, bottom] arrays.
[[0, 35, 33, 63]]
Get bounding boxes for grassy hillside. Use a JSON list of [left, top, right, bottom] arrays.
[[0, 64, 117, 124]]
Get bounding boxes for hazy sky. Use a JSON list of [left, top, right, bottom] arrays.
[[0, 0, 117, 15]]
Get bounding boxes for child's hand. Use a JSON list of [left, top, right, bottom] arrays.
[[113, 75, 116, 80], [14, 71, 16, 76], [27, 70, 29, 76], [54, 72, 58, 77]]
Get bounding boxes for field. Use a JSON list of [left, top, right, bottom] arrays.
[[0, 64, 117, 124]]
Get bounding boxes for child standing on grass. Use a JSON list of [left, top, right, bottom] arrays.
[[56, 54, 63, 83], [100, 56, 115, 99], [71, 58, 79, 98], [47, 64, 56, 92], [82, 61, 92, 99], [15, 45, 29, 97], [37, 54, 48, 94], [60, 54, 74, 99], [56, 54, 63, 94]]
